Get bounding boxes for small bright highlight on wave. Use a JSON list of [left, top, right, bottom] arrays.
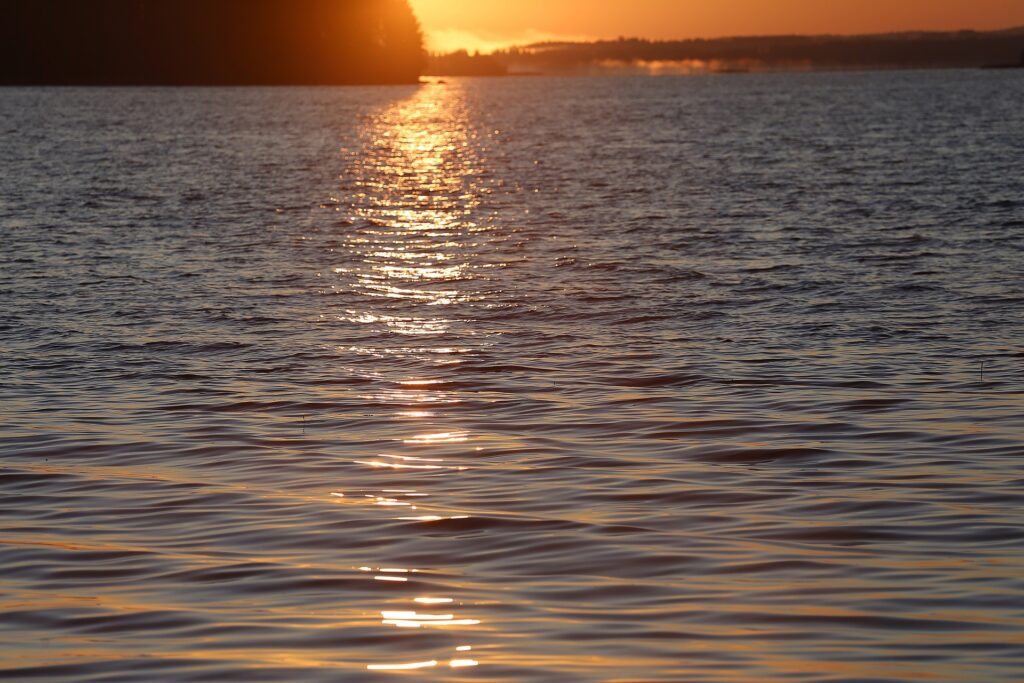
[[367, 660, 438, 671]]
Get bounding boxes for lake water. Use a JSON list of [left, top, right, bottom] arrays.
[[1, 71, 1023, 682]]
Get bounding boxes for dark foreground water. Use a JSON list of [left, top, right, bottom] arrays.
[[1, 71, 1023, 682]]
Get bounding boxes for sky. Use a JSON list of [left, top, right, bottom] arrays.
[[410, 0, 1024, 53]]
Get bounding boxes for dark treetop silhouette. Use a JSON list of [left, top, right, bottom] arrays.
[[487, 28, 1024, 74], [0, 0, 426, 85]]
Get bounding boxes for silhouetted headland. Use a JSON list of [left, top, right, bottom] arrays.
[[0, 0, 426, 85], [428, 27, 1024, 76]]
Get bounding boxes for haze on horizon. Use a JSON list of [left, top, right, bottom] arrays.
[[412, 0, 1024, 52]]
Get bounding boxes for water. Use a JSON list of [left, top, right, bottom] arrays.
[[1, 71, 1023, 682]]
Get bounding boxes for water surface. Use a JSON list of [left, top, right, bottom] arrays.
[[1, 72, 1023, 682]]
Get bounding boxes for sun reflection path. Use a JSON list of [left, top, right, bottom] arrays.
[[325, 82, 497, 672], [332, 81, 490, 327]]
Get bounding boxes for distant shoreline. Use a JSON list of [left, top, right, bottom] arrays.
[[422, 64, 1024, 79], [429, 27, 1024, 77]]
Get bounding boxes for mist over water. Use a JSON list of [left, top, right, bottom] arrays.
[[1, 72, 1023, 682]]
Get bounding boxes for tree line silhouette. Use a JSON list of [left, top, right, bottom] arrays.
[[0, 0, 426, 85], [473, 28, 1024, 75]]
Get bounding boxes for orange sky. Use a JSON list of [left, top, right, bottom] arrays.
[[410, 0, 1024, 52]]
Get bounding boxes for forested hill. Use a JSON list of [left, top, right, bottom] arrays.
[[491, 28, 1024, 74], [0, 0, 425, 85]]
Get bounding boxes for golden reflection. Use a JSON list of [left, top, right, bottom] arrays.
[[450, 659, 479, 668], [367, 660, 438, 671], [334, 81, 488, 672], [362, 389, 456, 405], [329, 75, 493, 349], [398, 514, 470, 522], [330, 487, 473, 524], [376, 263, 466, 280], [366, 656, 478, 671], [353, 454, 468, 471], [380, 602, 480, 628], [339, 311, 451, 335], [404, 431, 469, 444]]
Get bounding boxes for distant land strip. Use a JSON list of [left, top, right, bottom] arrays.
[[428, 28, 1024, 76]]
